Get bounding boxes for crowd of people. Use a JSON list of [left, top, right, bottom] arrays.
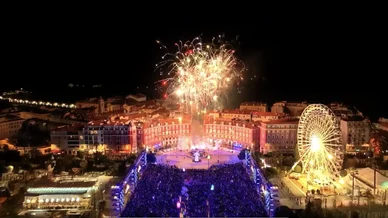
[[183, 163, 267, 217], [121, 162, 266, 217], [121, 164, 183, 217]]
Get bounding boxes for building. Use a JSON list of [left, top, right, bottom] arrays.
[[340, 116, 370, 148], [0, 115, 24, 139], [23, 179, 98, 210], [271, 101, 308, 117], [50, 124, 84, 155], [143, 117, 191, 148], [259, 119, 299, 154], [285, 102, 308, 116], [203, 118, 260, 151], [329, 103, 354, 118], [207, 109, 283, 122], [79, 112, 149, 153], [271, 101, 286, 114], [329, 103, 365, 120], [240, 102, 268, 112], [106, 100, 124, 112], [375, 117, 388, 132], [75, 97, 105, 114], [207, 110, 221, 119], [82, 120, 131, 153], [251, 112, 284, 122]]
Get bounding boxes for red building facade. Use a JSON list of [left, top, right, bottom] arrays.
[[203, 119, 260, 151], [143, 118, 191, 148]]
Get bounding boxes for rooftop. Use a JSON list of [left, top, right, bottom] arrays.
[[286, 101, 308, 106], [87, 112, 148, 126], [150, 107, 169, 116], [72, 107, 96, 114], [143, 117, 191, 128], [100, 109, 126, 116], [204, 118, 260, 128], [377, 122, 388, 128], [28, 179, 96, 188], [135, 100, 157, 107], [0, 115, 24, 123], [87, 119, 131, 126], [112, 112, 148, 121], [109, 99, 125, 105], [221, 109, 282, 116], [341, 116, 366, 122], [52, 124, 84, 132], [26, 179, 97, 195], [261, 118, 299, 124], [240, 102, 267, 106]]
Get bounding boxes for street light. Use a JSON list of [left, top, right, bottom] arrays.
[[207, 155, 211, 169]]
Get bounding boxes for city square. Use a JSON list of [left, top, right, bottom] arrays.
[[156, 148, 240, 169]]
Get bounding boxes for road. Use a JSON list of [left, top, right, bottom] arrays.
[[270, 176, 305, 209]]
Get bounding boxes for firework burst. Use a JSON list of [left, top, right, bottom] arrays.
[[155, 35, 245, 112]]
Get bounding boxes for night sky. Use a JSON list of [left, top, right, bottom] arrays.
[[2, 8, 386, 120]]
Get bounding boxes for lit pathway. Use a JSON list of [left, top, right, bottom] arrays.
[[270, 176, 305, 209]]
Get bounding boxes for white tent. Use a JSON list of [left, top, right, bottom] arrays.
[[355, 168, 388, 191]]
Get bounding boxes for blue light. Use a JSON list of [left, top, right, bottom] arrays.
[[210, 184, 214, 191]]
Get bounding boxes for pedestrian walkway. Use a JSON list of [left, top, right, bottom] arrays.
[[269, 177, 305, 209], [281, 177, 305, 197]]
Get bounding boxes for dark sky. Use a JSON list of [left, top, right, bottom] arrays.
[[2, 7, 386, 120]]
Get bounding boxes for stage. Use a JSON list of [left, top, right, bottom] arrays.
[[156, 149, 241, 169]]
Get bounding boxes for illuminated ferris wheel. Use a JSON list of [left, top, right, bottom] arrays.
[[294, 104, 344, 185]]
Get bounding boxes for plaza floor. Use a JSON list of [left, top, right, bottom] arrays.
[[156, 148, 241, 169]]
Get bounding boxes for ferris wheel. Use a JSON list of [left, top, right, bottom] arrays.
[[293, 104, 344, 185]]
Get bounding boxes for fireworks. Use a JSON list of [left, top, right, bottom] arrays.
[[156, 36, 245, 111]]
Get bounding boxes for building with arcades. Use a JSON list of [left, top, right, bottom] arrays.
[[80, 120, 132, 152], [143, 118, 191, 148], [203, 118, 260, 151], [258, 118, 299, 154]]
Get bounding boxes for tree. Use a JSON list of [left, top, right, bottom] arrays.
[[283, 156, 295, 167], [0, 150, 21, 163], [21, 163, 32, 172], [126, 154, 137, 165], [294, 165, 302, 173], [238, 149, 248, 160], [274, 206, 296, 218], [263, 167, 278, 179], [294, 145, 300, 161], [2, 144, 9, 152], [30, 148, 42, 159], [52, 161, 63, 174], [76, 151, 85, 160], [94, 152, 108, 165], [116, 162, 127, 176], [251, 151, 262, 164]]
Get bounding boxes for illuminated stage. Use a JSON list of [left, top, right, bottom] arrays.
[[156, 149, 240, 169]]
